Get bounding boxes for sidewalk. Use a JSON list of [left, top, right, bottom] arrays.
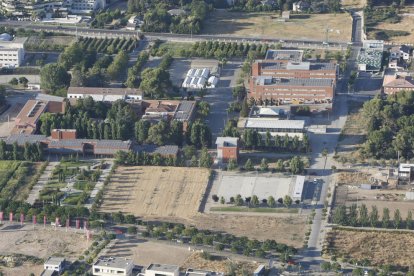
[[26, 161, 59, 205]]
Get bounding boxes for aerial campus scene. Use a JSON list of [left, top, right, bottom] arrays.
[[0, 0, 413, 275]]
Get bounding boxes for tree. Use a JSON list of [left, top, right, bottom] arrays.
[[212, 194, 219, 202], [0, 140, 6, 160], [283, 195, 292, 208], [267, 196, 275, 207], [370, 206, 379, 227], [135, 120, 151, 144], [240, 97, 249, 117], [289, 156, 304, 174], [140, 67, 171, 99], [127, 226, 137, 234], [333, 205, 347, 225], [382, 207, 390, 228], [359, 204, 369, 226], [394, 209, 401, 229], [407, 211, 413, 229], [227, 158, 237, 170], [260, 158, 268, 171], [107, 51, 129, 80], [251, 195, 259, 207], [235, 194, 244, 206], [244, 158, 254, 171], [18, 77, 28, 87], [348, 204, 358, 227], [9, 77, 18, 86], [352, 268, 364, 276], [220, 196, 225, 204], [197, 101, 210, 118], [40, 63, 71, 94], [199, 147, 212, 168], [147, 121, 168, 145], [321, 262, 331, 271]]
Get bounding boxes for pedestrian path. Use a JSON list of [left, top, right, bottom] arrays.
[[26, 161, 59, 205]]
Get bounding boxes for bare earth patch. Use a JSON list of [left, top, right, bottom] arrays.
[[203, 11, 352, 42], [329, 229, 414, 267], [182, 252, 260, 274], [105, 238, 192, 267], [0, 226, 89, 260]]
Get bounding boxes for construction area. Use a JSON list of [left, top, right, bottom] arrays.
[[99, 166, 210, 219]]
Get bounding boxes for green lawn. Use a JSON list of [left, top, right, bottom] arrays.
[[210, 206, 299, 214], [156, 41, 193, 57]]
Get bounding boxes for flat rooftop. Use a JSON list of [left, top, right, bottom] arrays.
[[94, 257, 133, 269], [260, 61, 336, 71], [244, 118, 305, 130], [357, 48, 383, 71], [68, 87, 143, 96], [45, 257, 65, 266], [265, 49, 303, 62], [147, 263, 179, 272], [254, 76, 333, 87]]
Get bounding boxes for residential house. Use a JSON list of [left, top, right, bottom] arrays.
[[93, 257, 134, 276], [390, 45, 412, 61], [216, 137, 239, 163]]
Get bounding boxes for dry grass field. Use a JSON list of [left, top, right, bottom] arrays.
[[203, 11, 352, 42], [329, 229, 414, 267], [182, 252, 259, 275], [374, 16, 414, 43], [341, 0, 366, 8], [0, 226, 89, 260], [105, 238, 192, 267], [100, 166, 210, 219], [101, 167, 307, 247]]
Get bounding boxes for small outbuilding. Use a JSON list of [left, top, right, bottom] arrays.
[[216, 137, 239, 163]]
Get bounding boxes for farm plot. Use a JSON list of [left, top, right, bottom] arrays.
[[100, 166, 210, 219], [203, 11, 352, 42], [327, 229, 414, 267], [77, 37, 138, 54]]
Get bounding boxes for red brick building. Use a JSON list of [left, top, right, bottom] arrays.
[[51, 129, 77, 140], [215, 137, 239, 163], [249, 76, 334, 104]]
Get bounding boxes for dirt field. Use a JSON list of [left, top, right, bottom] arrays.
[[341, 0, 366, 8], [203, 11, 352, 42], [373, 15, 414, 43], [328, 229, 414, 267], [182, 252, 260, 274], [0, 226, 89, 260], [0, 263, 44, 276], [105, 238, 192, 267], [100, 166, 210, 219]]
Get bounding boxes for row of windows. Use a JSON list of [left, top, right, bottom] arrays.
[[0, 59, 18, 62], [0, 54, 17, 57], [263, 93, 328, 97], [247, 127, 304, 133]]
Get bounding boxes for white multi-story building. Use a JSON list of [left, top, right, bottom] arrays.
[[144, 264, 179, 276], [65, 0, 105, 14], [93, 257, 134, 276], [43, 257, 65, 273], [0, 34, 26, 68]]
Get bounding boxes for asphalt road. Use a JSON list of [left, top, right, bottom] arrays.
[[297, 11, 363, 272]]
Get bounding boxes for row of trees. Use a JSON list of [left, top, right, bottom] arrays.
[[362, 92, 414, 159], [0, 141, 43, 162], [333, 204, 414, 229], [152, 40, 268, 61], [78, 37, 137, 55], [233, 156, 305, 174], [126, 52, 149, 88], [214, 194, 298, 208]]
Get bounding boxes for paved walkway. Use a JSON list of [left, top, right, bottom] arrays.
[[26, 161, 59, 205], [84, 160, 114, 209]]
